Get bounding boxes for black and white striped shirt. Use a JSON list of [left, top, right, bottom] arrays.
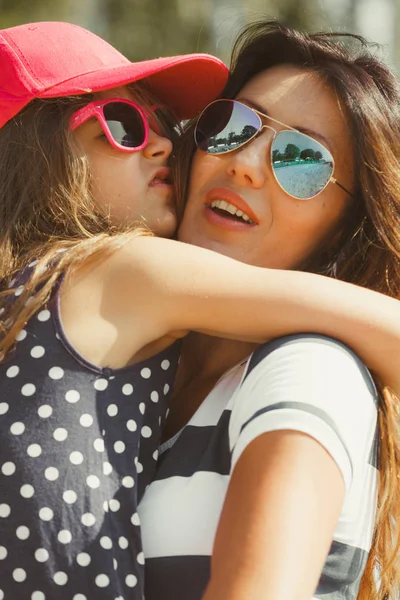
[[139, 335, 379, 600]]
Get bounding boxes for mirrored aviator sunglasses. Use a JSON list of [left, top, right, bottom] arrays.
[[70, 98, 150, 152], [194, 99, 353, 201]]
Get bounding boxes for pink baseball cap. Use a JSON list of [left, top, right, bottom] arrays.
[[0, 21, 229, 128]]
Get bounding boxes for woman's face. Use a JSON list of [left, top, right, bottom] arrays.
[[179, 65, 355, 269], [73, 86, 177, 236]]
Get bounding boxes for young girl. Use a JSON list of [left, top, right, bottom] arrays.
[[0, 19, 400, 600]]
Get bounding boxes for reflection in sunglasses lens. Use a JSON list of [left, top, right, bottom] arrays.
[[196, 100, 260, 153], [103, 102, 146, 148], [271, 130, 334, 199]]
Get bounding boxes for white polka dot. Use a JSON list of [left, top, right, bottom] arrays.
[[37, 309, 50, 322], [125, 574, 138, 587], [69, 451, 84, 465], [86, 475, 100, 489], [27, 444, 42, 458], [30, 346, 45, 358], [1, 461, 16, 476], [136, 460, 143, 473], [137, 551, 145, 565], [81, 512, 96, 527], [39, 507, 53, 521], [113, 558, 118, 570], [15, 329, 27, 341], [107, 404, 118, 417], [93, 438, 104, 452], [122, 383, 133, 395], [94, 378, 108, 391], [103, 462, 113, 476], [72, 595, 87, 600], [161, 359, 170, 370], [79, 414, 93, 427], [6, 365, 19, 378], [28, 259, 39, 267], [20, 484, 34, 498], [103, 500, 109, 512], [150, 391, 159, 402], [140, 367, 151, 379], [15, 285, 24, 297], [13, 568, 26, 582], [0, 591, 3, 600], [34, 548, 49, 563], [122, 475, 134, 488], [131, 512, 140, 526], [76, 552, 91, 567], [141, 426, 152, 438], [0, 504, 10, 518], [100, 536, 112, 549], [114, 441, 125, 454], [63, 490, 77, 504], [109, 499, 120, 512], [10, 422, 25, 435], [0, 403, 9, 415], [118, 536, 129, 549], [139, 402, 145, 414], [53, 571, 68, 585], [16, 525, 30, 540], [164, 383, 170, 395], [45, 467, 59, 481], [57, 530, 72, 544], [95, 574, 110, 588], [65, 390, 80, 403], [153, 450, 159, 461], [0, 546, 7, 560], [48, 366, 64, 380], [21, 383, 36, 396], [53, 427, 68, 442], [126, 419, 137, 432], [38, 404, 52, 418], [31, 592, 46, 600]]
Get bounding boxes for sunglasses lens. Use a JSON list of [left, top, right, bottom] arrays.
[[103, 102, 146, 148], [195, 100, 260, 153], [271, 130, 334, 199]]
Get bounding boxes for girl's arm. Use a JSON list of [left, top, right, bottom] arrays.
[[66, 235, 400, 391], [120, 236, 400, 392]]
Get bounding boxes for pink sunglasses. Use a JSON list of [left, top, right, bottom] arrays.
[[70, 98, 152, 152]]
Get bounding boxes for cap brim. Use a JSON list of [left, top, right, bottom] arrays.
[[40, 54, 228, 120]]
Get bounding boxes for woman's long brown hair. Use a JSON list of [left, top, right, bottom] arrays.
[[0, 82, 170, 358], [175, 21, 400, 600]]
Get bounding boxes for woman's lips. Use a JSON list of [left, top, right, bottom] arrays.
[[203, 187, 259, 231]]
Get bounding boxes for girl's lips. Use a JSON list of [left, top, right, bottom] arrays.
[[149, 167, 172, 189]]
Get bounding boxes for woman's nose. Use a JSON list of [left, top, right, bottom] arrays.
[[143, 128, 173, 161], [226, 129, 273, 188]]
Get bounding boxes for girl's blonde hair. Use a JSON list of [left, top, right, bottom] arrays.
[[0, 82, 175, 359], [175, 21, 400, 600]]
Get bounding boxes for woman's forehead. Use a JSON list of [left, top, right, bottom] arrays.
[[238, 65, 350, 154]]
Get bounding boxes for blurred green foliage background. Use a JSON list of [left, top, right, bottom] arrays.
[[0, 0, 398, 68]]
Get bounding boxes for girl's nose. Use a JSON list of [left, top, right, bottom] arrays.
[[143, 128, 173, 161]]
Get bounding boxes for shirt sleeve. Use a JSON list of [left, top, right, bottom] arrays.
[[229, 334, 378, 493]]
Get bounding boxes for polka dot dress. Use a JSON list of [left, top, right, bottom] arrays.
[[0, 281, 180, 599]]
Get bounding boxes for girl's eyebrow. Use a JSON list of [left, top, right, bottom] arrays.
[[237, 96, 334, 153]]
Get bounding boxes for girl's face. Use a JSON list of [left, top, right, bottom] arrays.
[[72, 86, 177, 236], [179, 65, 355, 269]]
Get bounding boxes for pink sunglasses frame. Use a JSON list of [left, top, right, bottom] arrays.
[[70, 98, 150, 153]]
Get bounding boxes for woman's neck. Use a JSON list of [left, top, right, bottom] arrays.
[[178, 332, 257, 387]]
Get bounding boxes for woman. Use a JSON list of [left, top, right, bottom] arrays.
[[0, 19, 399, 600], [138, 21, 400, 600]]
